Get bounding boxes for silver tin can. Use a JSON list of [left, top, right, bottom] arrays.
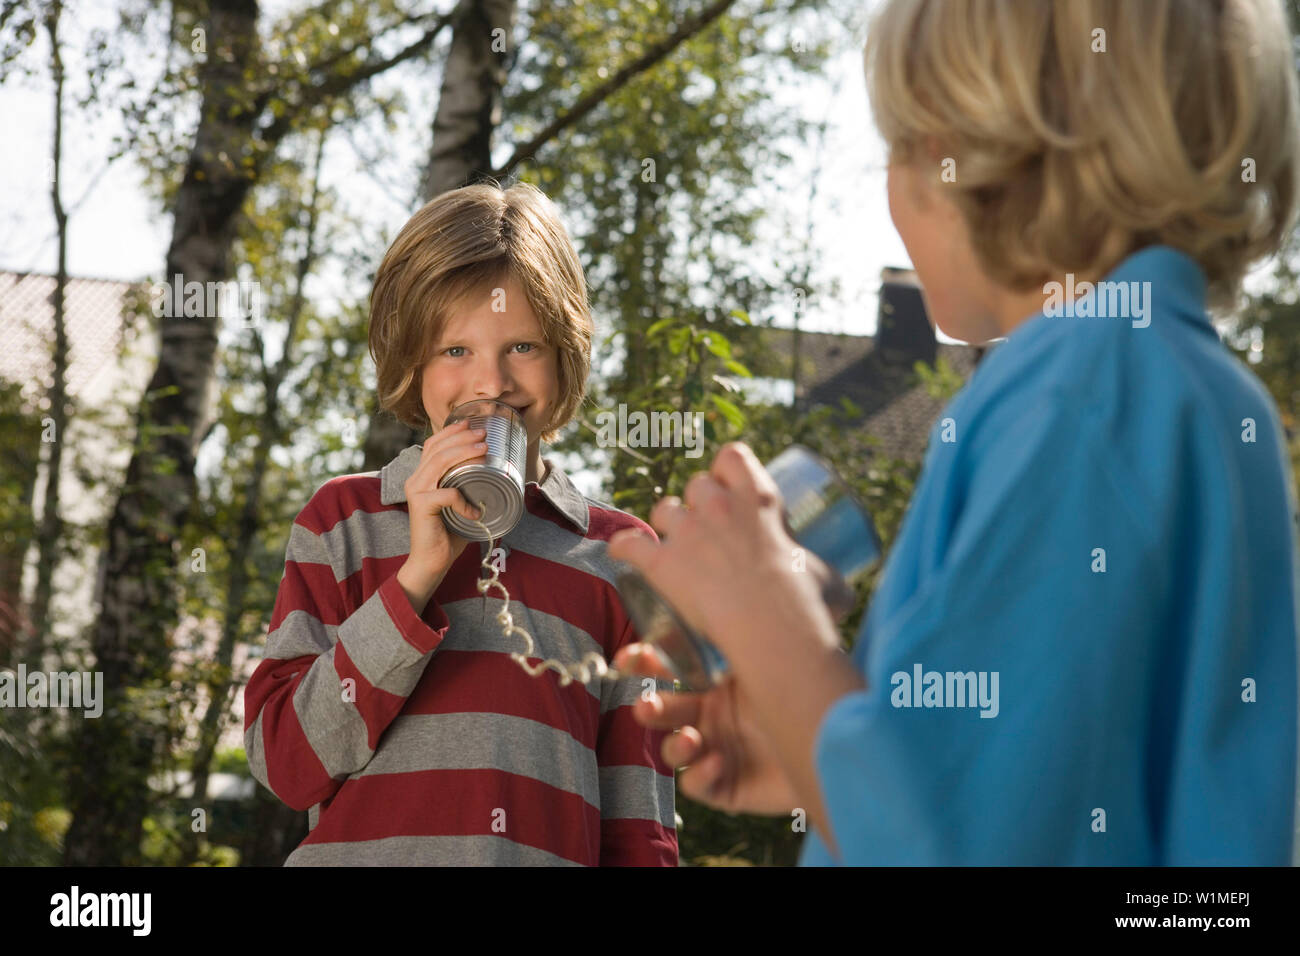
[[766, 445, 881, 587], [438, 399, 528, 541], [616, 445, 881, 690]]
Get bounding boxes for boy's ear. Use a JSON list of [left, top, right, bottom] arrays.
[[894, 160, 937, 214], [920, 136, 953, 184], [918, 135, 944, 161]]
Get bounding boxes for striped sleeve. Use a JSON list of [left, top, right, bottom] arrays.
[[243, 511, 450, 812], [596, 615, 679, 866]]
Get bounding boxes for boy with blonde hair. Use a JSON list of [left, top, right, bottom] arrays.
[[609, 0, 1300, 864], [244, 181, 677, 866]]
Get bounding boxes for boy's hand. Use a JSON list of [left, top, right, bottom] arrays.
[[396, 420, 489, 611], [609, 442, 864, 852], [614, 643, 801, 815]]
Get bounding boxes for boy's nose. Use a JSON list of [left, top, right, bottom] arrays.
[[471, 360, 514, 398]]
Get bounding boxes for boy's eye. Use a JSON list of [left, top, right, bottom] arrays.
[[443, 344, 536, 357]]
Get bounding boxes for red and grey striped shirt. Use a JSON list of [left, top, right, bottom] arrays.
[[243, 445, 678, 866]]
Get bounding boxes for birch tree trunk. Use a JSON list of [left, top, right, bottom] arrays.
[[362, 0, 518, 473], [28, 0, 69, 667], [62, 0, 264, 866]]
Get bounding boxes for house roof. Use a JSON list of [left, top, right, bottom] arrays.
[[0, 270, 141, 404], [755, 271, 994, 461], [759, 328, 985, 460]]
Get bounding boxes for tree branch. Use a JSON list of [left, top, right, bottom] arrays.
[[297, 5, 441, 81], [490, 0, 739, 179], [256, 6, 458, 149]]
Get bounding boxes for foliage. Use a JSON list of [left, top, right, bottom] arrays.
[[914, 355, 965, 402], [0, 0, 897, 868], [0, 709, 67, 865], [1227, 285, 1300, 499]]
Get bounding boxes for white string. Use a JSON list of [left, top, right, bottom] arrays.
[[471, 507, 626, 686]]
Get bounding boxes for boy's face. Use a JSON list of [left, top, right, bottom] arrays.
[[419, 276, 560, 447], [886, 160, 1004, 345]]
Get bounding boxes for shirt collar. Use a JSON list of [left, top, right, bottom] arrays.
[[380, 445, 589, 534], [989, 243, 1214, 352], [1104, 244, 1210, 329]]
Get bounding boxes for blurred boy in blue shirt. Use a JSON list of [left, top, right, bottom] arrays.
[[608, 0, 1300, 864]]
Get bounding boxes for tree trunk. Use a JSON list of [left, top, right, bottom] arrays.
[[179, 129, 326, 867], [28, 0, 69, 666], [420, 0, 517, 200], [363, 0, 518, 473], [62, 0, 263, 867]]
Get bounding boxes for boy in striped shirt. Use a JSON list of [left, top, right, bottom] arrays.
[[243, 182, 678, 866]]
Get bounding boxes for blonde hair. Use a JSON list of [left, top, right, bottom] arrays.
[[865, 0, 1300, 310], [368, 181, 592, 442]]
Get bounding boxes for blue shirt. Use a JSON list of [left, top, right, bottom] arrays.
[[799, 246, 1300, 865]]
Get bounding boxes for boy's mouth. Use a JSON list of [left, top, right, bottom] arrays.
[[454, 400, 529, 413]]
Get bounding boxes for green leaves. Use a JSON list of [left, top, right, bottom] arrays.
[[913, 356, 965, 401], [645, 313, 755, 372], [701, 331, 730, 358], [645, 317, 675, 338], [709, 393, 744, 428], [666, 325, 691, 355]]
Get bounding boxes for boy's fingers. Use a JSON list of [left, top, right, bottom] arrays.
[[412, 487, 481, 519], [409, 423, 481, 486], [422, 420, 468, 456], [662, 725, 704, 767], [612, 642, 676, 681], [454, 491, 484, 520], [647, 494, 689, 538], [711, 441, 780, 506], [632, 685, 703, 730]]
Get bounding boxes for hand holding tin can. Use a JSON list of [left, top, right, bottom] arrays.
[[395, 418, 491, 612], [438, 399, 529, 542], [615, 445, 882, 690]]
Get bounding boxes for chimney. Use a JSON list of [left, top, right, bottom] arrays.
[[875, 267, 936, 368]]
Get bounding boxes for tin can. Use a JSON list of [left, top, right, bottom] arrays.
[[439, 399, 528, 541], [615, 445, 882, 690]]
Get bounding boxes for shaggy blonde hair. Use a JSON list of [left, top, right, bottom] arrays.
[[865, 0, 1300, 309], [368, 181, 592, 442]]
